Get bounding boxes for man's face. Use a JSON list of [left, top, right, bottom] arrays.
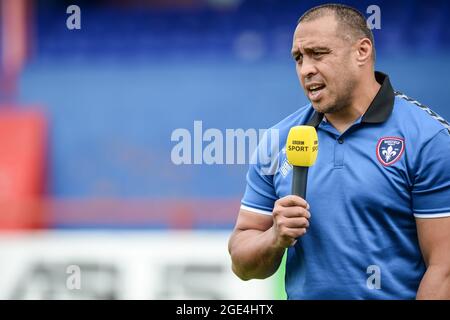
[[292, 15, 358, 114]]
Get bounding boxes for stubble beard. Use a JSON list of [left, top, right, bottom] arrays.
[[313, 76, 357, 115]]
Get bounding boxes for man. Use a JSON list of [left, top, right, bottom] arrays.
[[228, 4, 450, 299]]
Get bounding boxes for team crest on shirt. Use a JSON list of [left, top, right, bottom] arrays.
[[376, 137, 405, 166]]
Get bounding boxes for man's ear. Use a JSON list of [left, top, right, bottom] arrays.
[[355, 38, 373, 66]]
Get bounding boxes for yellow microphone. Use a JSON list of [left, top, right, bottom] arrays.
[[286, 126, 319, 198]]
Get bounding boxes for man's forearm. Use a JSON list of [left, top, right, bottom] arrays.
[[229, 228, 285, 280], [416, 265, 450, 299]]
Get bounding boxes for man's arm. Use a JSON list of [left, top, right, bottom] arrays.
[[228, 209, 283, 280], [228, 195, 310, 281], [416, 217, 450, 299]]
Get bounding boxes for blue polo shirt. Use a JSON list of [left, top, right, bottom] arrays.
[[240, 72, 450, 299]]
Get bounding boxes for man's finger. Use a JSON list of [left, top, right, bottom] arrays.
[[276, 195, 309, 208], [281, 227, 308, 240], [275, 206, 311, 219], [282, 216, 310, 228]]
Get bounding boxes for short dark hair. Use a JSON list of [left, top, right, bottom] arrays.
[[298, 3, 376, 62]]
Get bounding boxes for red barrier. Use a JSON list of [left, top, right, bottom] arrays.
[[0, 109, 47, 229], [46, 198, 240, 229]]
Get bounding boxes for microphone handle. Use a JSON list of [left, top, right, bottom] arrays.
[[292, 166, 308, 199]]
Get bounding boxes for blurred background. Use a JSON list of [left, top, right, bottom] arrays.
[[0, 0, 449, 299]]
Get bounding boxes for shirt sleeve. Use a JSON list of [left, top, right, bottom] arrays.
[[240, 129, 279, 215], [412, 129, 450, 218]]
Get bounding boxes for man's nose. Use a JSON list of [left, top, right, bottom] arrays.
[[299, 57, 317, 79]]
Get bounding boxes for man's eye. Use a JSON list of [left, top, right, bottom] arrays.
[[312, 52, 324, 58]]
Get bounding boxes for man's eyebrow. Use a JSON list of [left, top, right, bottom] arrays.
[[291, 48, 301, 58], [291, 46, 331, 59], [304, 46, 331, 52]]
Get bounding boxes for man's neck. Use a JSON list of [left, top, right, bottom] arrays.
[[325, 74, 381, 134]]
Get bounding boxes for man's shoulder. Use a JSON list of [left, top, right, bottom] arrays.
[[393, 91, 450, 139]]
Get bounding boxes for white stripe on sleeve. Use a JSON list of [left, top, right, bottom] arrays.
[[240, 205, 273, 215], [414, 212, 450, 219]]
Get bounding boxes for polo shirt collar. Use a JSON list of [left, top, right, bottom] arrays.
[[306, 71, 395, 127]]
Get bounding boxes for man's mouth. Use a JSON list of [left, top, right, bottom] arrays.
[[306, 83, 326, 101]]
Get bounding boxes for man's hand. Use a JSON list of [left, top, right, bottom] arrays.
[[271, 195, 311, 249], [228, 195, 311, 280]]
